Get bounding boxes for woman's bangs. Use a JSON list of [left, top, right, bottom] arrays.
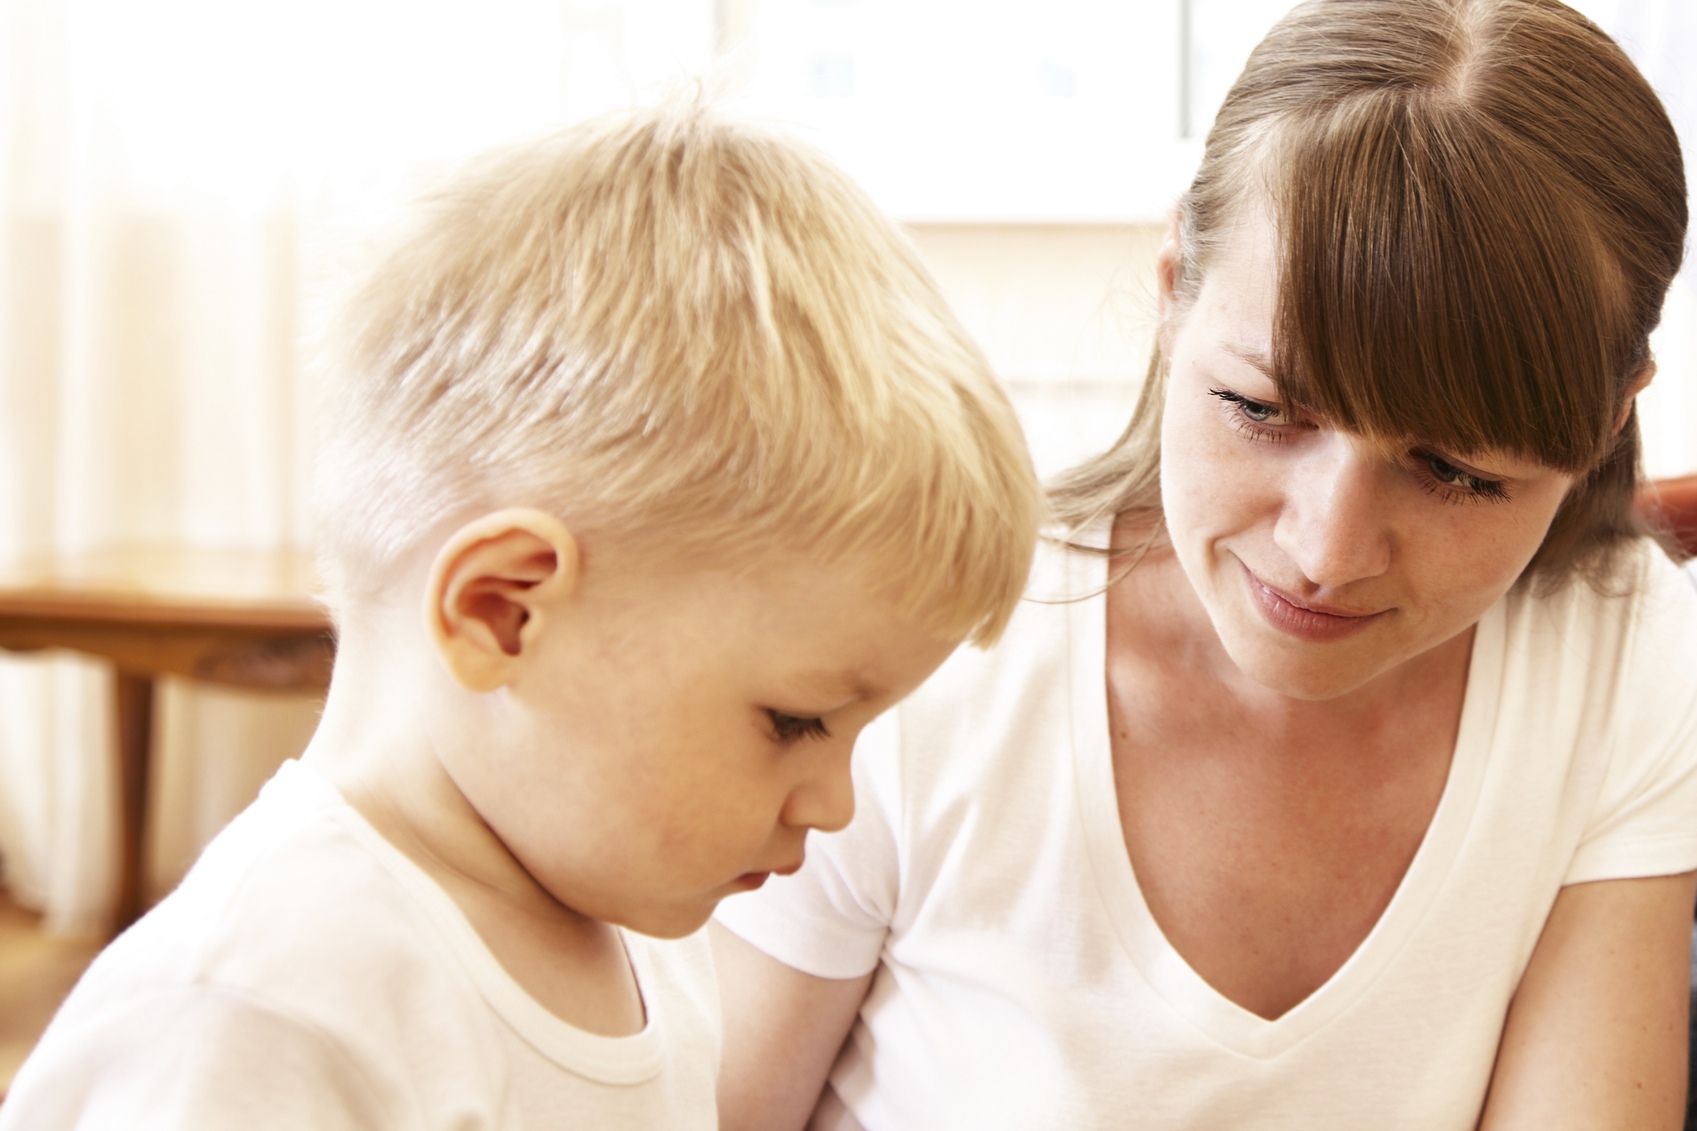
[[1269, 95, 1625, 472]]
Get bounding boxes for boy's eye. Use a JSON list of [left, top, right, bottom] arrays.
[[768, 711, 830, 744]]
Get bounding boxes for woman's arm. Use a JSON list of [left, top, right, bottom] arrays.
[[1480, 870, 1696, 1130], [713, 922, 874, 1131]]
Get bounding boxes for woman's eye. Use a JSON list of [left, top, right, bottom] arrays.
[[1208, 387, 1283, 426], [768, 711, 830, 744], [1420, 453, 1511, 502]]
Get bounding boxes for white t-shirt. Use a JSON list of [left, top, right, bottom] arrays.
[[2, 761, 719, 1130], [716, 535, 1697, 1131]]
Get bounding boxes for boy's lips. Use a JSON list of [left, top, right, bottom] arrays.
[[733, 859, 804, 889]]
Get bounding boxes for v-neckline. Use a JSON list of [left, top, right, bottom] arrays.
[[1066, 546, 1504, 1059]]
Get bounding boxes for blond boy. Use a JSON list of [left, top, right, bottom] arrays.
[[0, 105, 1039, 1128]]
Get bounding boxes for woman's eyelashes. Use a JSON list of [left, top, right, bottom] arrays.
[[1209, 386, 1513, 504], [767, 710, 830, 744], [1209, 387, 1290, 440], [1414, 452, 1513, 504]]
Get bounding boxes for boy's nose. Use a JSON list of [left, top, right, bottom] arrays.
[[1272, 434, 1393, 588], [781, 742, 856, 834]]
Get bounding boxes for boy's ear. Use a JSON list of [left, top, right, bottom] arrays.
[[425, 509, 581, 693]]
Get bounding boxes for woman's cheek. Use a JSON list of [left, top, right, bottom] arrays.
[[1171, 412, 1271, 535], [1403, 504, 1548, 622]]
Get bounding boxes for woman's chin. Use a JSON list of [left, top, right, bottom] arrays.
[[1215, 625, 1402, 702]]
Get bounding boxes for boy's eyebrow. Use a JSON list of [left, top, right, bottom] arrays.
[[799, 669, 881, 703]]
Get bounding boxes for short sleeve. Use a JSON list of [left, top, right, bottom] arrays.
[[1564, 551, 1697, 885], [713, 710, 905, 979], [0, 987, 385, 1131]]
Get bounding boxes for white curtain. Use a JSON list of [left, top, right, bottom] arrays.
[[0, 0, 712, 931]]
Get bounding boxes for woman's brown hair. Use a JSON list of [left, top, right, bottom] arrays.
[[1050, 0, 1687, 587]]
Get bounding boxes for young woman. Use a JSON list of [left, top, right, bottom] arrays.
[[713, 1, 1697, 1129]]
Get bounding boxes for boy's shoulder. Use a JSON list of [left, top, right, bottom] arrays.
[[1, 762, 512, 1126], [88, 761, 473, 1021], [3, 763, 719, 1130]]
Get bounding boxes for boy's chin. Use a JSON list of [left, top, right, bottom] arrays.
[[607, 900, 719, 940]]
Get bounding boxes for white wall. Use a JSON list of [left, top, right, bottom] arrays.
[[907, 223, 1164, 480]]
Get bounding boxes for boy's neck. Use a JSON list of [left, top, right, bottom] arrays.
[[302, 627, 646, 1038]]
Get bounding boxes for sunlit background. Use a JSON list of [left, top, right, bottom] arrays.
[[0, 0, 1690, 929]]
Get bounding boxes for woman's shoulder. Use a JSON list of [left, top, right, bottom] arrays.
[[882, 531, 1102, 781], [1499, 542, 1697, 888], [1503, 537, 1697, 640], [1494, 537, 1697, 732], [908, 529, 1099, 695]]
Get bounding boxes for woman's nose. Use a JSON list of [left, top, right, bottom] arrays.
[[1272, 434, 1393, 588]]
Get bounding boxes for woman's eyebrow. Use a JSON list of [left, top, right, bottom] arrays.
[[1222, 343, 1279, 380]]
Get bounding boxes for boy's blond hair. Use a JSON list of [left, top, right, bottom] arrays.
[[316, 102, 1040, 644]]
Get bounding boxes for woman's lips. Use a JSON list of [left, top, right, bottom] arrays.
[[1240, 564, 1388, 642]]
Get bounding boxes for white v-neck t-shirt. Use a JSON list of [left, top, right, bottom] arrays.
[[1, 761, 720, 1131], [715, 535, 1697, 1131]]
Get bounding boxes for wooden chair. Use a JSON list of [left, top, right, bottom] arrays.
[[1638, 478, 1697, 1131], [1636, 475, 1697, 559]]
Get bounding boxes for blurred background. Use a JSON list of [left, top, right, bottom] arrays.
[[0, 0, 1689, 934]]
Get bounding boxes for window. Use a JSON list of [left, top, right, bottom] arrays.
[[724, 0, 1195, 222]]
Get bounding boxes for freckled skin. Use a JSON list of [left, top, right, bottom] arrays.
[[1157, 209, 1574, 703], [1100, 208, 1583, 1021]]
